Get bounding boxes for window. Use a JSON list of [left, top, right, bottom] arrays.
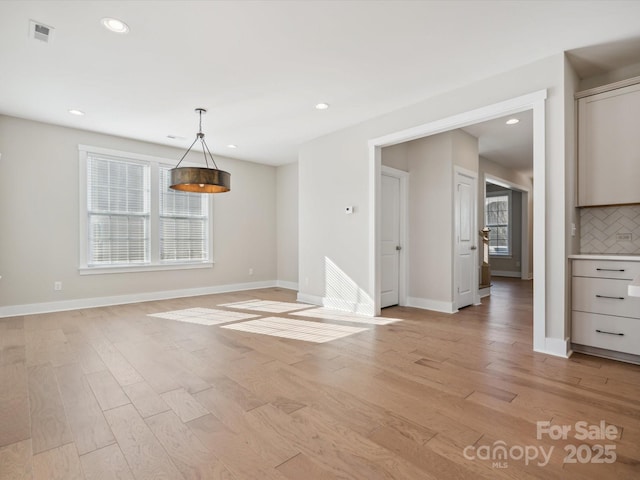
[[159, 167, 209, 262], [79, 145, 212, 274], [87, 156, 150, 266], [485, 190, 511, 256]]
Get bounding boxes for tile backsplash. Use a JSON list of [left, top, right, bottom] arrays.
[[580, 205, 640, 254]]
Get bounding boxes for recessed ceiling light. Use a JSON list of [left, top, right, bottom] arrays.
[[101, 17, 129, 34], [315, 103, 330, 110], [506, 118, 519, 125], [68, 109, 85, 116], [227, 144, 237, 149]]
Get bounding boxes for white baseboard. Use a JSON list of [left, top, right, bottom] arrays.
[[406, 296, 457, 314], [491, 270, 521, 278], [276, 280, 298, 290], [0, 280, 279, 318], [534, 337, 571, 358], [479, 286, 491, 298], [296, 292, 323, 307]]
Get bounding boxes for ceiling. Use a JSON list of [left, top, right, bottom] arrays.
[[2, 1, 640, 166], [462, 111, 533, 177]]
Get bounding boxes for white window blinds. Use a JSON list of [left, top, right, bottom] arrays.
[[80, 146, 213, 273], [159, 167, 209, 262], [486, 193, 510, 256], [87, 155, 150, 265]]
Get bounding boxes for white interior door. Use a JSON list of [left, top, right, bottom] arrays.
[[381, 173, 400, 308], [455, 169, 477, 309]]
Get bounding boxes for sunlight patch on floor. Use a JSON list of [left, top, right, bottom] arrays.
[[218, 300, 315, 313], [148, 308, 258, 326], [294, 307, 402, 325], [221, 317, 367, 343]]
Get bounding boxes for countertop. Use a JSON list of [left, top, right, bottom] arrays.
[[569, 254, 640, 262]]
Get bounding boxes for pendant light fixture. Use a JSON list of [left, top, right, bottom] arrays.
[[170, 108, 231, 193]]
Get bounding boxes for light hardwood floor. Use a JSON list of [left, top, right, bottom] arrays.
[[1, 279, 639, 479]]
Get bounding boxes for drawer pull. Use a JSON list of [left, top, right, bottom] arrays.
[[596, 268, 625, 272], [595, 294, 625, 300], [596, 329, 625, 336]]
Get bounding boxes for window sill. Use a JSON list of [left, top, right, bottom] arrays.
[[79, 262, 214, 276]]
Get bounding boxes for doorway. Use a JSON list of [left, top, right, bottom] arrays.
[[370, 90, 547, 353], [380, 165, 408, 308], [483, 175, 531, 283], [454, 167, 478, 309]]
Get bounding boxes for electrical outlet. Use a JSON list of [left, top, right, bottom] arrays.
[[54, 281, 62, 291], [248, 268, 254, 276], [616, 232, 632, 242]]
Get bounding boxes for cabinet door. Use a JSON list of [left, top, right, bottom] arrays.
[[578, 82, 640, 206]]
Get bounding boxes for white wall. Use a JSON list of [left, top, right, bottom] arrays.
[[0, 115, 278, 313], [375, 130, 478, 309], [298, 126, 373, 308], [451, 129, 479, 173], [406, 133, 454, 304], [299, 53, 569, 350], [564, 56, 581, 339], [479, 156, 533, 193], [414, 129, 479, 304], [381, 142, 409, 172], [276, 162, 298, 287], [578, 59, 640, 91]]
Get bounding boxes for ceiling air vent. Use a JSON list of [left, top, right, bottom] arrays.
[[29, 20, 54, 43]]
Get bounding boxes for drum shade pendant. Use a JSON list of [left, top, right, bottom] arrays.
[[170, 108, 231, 193]]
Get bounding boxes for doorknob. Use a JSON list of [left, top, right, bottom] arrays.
[[396, 245, 402, 251], [470, 246, 477, 250]]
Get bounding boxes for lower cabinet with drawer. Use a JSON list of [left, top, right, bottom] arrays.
[[571, 257, 640, 364], [572, 312, 640, 356]]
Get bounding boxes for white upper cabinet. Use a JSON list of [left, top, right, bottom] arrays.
[[578, 81, 640, 207]]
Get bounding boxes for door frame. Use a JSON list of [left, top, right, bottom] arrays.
[[369, 89, 547, 354], [483, 173, 532, 281], [381, 165, 409, 307], [453, 166, 480, 309]]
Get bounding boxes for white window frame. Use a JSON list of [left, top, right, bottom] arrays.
[[486, 189, 512, 258], [79, 145, 214, 275]]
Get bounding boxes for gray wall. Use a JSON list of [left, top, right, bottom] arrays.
[[381, 129, 478, 308], [0, 115, 280, 312], [276, 162, 299, 285]]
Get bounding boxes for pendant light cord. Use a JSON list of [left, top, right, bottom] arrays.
[[174, 109, 220, 170]]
